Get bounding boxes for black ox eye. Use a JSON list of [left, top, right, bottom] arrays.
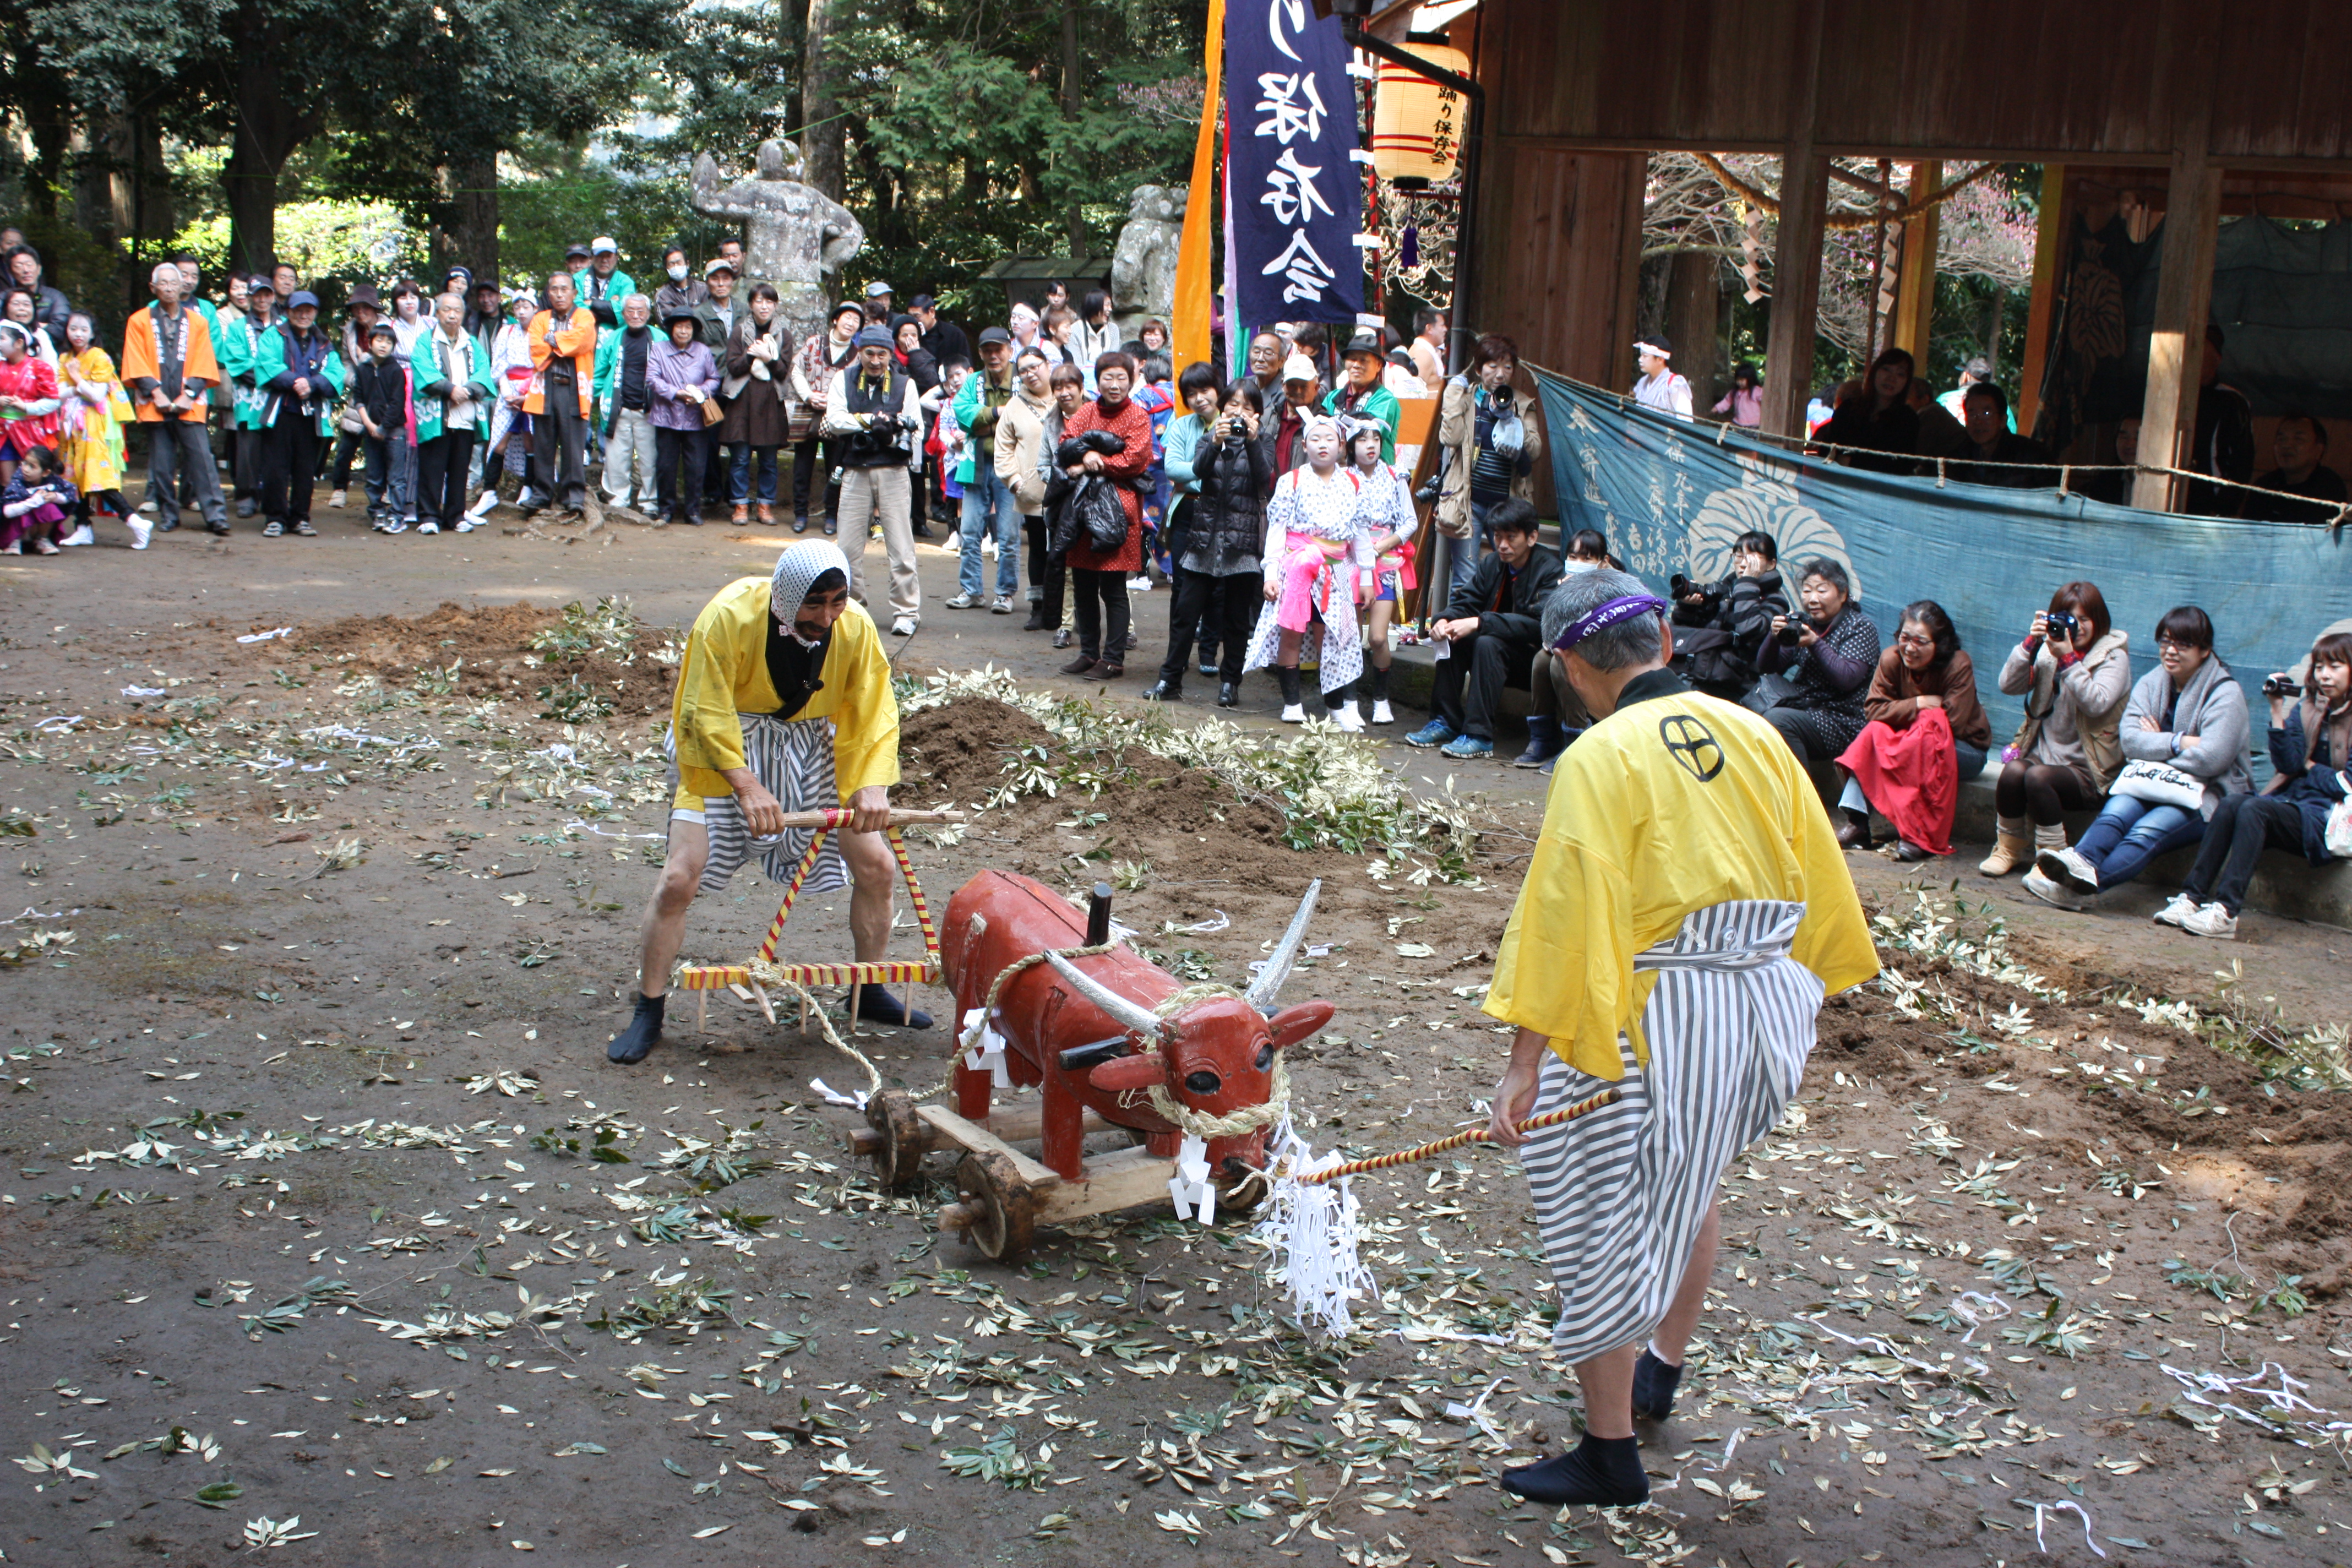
[[1184, 1070, 1222, 1095], [1254, 1043, 1274, 1071]]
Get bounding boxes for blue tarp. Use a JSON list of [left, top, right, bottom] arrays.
[[1531, 369, 2352, 770]]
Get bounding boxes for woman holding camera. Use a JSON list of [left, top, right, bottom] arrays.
[[1981, 581, 2131, 875], [1754, 558, 1882, 762], [1832, 600, 1990, 857], [1670, 530, 1788, 702], [1145, 373, 1266, 707], [2027, 606, 2250, 908], [2158, 630, 2352, 939]]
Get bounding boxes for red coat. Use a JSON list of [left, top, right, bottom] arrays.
[[1063, 394, 1152, 573]]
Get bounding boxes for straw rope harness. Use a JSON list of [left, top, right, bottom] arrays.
[[1289, 1086, 1623, 1184]]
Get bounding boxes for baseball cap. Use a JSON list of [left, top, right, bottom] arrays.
[[1281, 353, 1318, 383], [591, 236, 618, 255], [977, 326, 1012, 347], [703, 258, 736, 279], [864, 281, 893, 299], [248, 275, 276, 295], [286, 290, 320, 310], [564, 243, 591, 260]]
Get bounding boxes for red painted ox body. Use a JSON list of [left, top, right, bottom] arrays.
[[940, 870, 1331, 1183]]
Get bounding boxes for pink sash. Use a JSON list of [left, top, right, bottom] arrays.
[[1276, 531, 1348, 634]]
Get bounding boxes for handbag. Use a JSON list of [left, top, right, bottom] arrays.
[[2325, 796, 2352, 860], [2107, 758, 2207, 812], [699, 396, 726, 428]]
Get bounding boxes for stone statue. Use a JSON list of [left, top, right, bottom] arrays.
[[690, 140, 867, 347], [1111, 184, 1185, 330]]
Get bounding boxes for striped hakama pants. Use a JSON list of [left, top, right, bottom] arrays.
[[667, 712, 850, 897], [1517, 899, 1821, 1364]]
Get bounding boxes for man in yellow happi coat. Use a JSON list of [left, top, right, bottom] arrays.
[[609, 540, 921, 1065], [1482, 566, 1876, 1508]]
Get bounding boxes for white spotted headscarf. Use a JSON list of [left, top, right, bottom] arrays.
[[769, 540, 853, 629]]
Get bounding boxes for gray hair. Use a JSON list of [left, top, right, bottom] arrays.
[[1541, 565, 1667, 672], [1799, 556, 1851, 600], [150, 262, 182, 286], [624, 292, 653, 312]]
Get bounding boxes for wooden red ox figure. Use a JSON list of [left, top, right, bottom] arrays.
[[853, 870, 1330, 1260]]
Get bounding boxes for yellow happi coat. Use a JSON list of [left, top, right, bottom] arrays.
[[1484, 672, 1878, 1077], [667, 575, 900, 810]]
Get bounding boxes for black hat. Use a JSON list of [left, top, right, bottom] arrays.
[[662, 306, 700, 329], [977, 325, 1012, 347], [1342, 330, 1385, 360], [564, 243, 591, 261]]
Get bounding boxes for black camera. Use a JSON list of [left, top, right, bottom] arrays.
[[2045, 611, 2078, 640], [2263, 674, 2305, 699], [1670, 573, 1693, 600], [1777, 616, 1809, 646]]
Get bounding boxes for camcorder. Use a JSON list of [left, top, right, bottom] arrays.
[[2263, 674, 2306, 699]]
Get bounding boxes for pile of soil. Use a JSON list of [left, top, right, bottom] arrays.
[[237, 600, 678, 717]]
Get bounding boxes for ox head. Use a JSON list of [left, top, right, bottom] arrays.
[[1045, 881, 1332, 1128]]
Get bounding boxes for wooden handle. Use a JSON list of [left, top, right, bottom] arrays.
[[770, 808, 968, 829]]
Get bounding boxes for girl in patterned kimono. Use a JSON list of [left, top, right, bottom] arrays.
[[55, 312, 130, 545], [1343, 417, 1416, 726], [1242, 415, 1375, 729]]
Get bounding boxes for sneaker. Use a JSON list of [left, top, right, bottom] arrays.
[[454, 518, 478, 533], [417, 519, 440, 535], [1331, 705, 1364, 733], [328, 488, 347, 509], [128, 517, 153, 551], [380, 518, 409, 535], [1370, 699, 1395, 725], [261, 519, 284, 537], [890, 616, 917, 636], [1128, 574, 1152, 592], [1052, 628, 1074, 650], [2180, 901, 2239, 940], [1440, 733, 1495, 760], [291, 520, 316, 536], [58, 524, 94, 547], [1404, 718, 1458, 748], [990, 596, 1014, 614], [2151, 892, 2199, 929], [467, 489, 500, 518], [2045, 846, 2100, 892], [2022, 868, 2084, 911], [1278, 703, 1307, 723], [138, 499, 157, 514], [944, 592, 980, 609]]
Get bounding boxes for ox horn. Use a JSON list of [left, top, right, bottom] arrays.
[[1245, 879, 1322, 1012], [1044, 950, 1167, 1041]]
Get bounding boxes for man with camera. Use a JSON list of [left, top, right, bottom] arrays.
[[824, 324, 924, 635]]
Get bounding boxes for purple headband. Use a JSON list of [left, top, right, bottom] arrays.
[[1553, 594, 1668, 652]]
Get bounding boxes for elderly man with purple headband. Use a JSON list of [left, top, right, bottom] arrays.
[[1481, 564, 1875, 1507]]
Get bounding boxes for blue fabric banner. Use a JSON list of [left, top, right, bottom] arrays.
[[1224, 0, 1364, 326], [1532, 369, 2352, 770]]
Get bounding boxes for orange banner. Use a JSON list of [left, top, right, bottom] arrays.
[[1172, 0, 1224, 370]]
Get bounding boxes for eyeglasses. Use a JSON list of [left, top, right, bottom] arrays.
[[1894, 633, 1935, 650], [2156, 638, 2195, 654]]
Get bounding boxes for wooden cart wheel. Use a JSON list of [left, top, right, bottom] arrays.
[[863, 1089, 926, 1189], [952, 1149, 1036, 1262]]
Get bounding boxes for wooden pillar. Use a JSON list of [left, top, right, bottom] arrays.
[[1762, 155, 1830, 437], [1890, 161, 1941, 361], [2131, 153, 2223, 512], [2016, 164, 2067, 435], [1761, 0, 1827, 438], [1665, 249, 1719, 415]]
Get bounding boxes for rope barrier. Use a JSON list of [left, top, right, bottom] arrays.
[[1289, 1086, 1622, 1184], [1523, 362, 2352, 519]]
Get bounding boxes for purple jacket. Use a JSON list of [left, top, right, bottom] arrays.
[[646, 338, 720, 431]]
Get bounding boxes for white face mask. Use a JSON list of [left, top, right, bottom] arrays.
[[1563, 560, 1600, 575], [667, 264, 688, 282]]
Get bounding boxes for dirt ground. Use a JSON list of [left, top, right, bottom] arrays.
[[4, 516, 2352, 1567]]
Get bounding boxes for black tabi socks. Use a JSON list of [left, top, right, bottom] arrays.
[[1499, 1431, 1649, 1508], [1276, 666, 1304, 705], [608, 993, 665, 1064], [1631, 1348, 1683, 1420], [1369, 665, 1390, 701]]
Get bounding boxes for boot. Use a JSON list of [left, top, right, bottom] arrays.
[[757, 502, 776, 526], [1979, 816, 2031, 876], [1512, 716, 1560, 768], [731, 503, 749, 526], [1276, 665, 1305, 723]]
